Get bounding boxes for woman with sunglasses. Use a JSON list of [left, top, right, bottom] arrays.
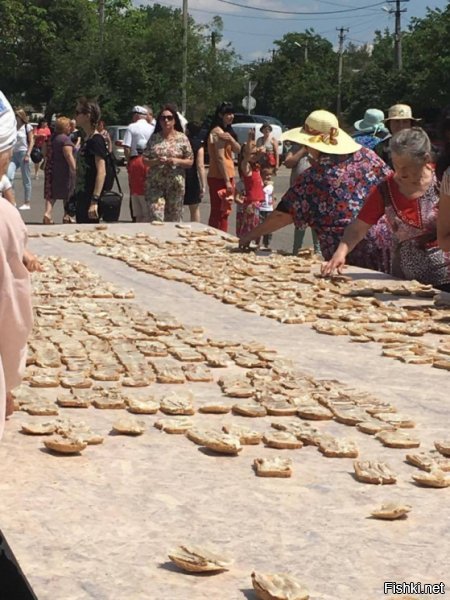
[[143, 104, 193, 222], [207, 102, 241, 232], [71, 98, 112, 223]]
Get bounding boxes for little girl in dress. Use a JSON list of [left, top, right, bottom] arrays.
[[235, 130, 264, 240]]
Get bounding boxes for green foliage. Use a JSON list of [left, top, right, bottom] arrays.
[[0, 0, 241, 123], [2, 1, 450, 128], [245, 31, 337, 127]]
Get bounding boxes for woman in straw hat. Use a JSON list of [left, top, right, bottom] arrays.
[[239, 109, 391, 269], [0, 91, 36, 438], [323, 127, 450, 291], [374, 103, 420, 168]]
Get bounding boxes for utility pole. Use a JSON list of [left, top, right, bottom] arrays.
[[386, 0, 409, 70], [294, 41, 308, 63], [98, 0, 105, 47], [336, 27, 348, 118], [181, 0, 188, 116]]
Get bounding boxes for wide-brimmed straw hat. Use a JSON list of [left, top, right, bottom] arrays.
[[385, 104, 421, 122], [281, 110, 361, 155], [354, 108, 388, 134], [15, 108, 29, 124]]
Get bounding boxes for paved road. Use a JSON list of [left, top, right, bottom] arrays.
[[12, 165, 314, 253]]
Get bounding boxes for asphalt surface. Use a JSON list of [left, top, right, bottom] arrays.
[[12, 165, 314, 253]]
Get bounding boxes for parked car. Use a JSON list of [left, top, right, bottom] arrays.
[[107, 125, 128, 165], [232, 113, 286, 130]]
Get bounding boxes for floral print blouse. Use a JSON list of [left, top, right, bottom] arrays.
[[144, 131, 193, 180], [278, 147, 392, 262]]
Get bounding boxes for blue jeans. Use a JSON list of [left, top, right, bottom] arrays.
[[7, 151, 32, 203]]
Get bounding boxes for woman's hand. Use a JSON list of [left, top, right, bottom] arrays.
[[225, 181, 233, 195], [88, 202, 99, 220], [23, 250, 43, 273], [321, 248, 347, 276], [217, 131, 234, 142]]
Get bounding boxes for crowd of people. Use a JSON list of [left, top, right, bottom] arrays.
[[2, 88, 450, 435]]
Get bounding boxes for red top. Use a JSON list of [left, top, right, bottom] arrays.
[[243, 169, 264, 205], [128, 155, 149, 195], [34, 126, 51, 148], [358, 173, 421, 227]]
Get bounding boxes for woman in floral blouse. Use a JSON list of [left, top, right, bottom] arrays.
[[144, 104, 193, 222], [240, 110, 391, 270]]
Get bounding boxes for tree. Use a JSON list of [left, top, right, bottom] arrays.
[[245, 31, 337, 126]]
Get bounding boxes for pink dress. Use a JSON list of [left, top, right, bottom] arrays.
[[236, 170, 264, 237], [0, 199, 33, 438]]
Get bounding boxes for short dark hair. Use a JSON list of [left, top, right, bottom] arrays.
[[76, 97, 101, 128], [185, 121, 201, 138]]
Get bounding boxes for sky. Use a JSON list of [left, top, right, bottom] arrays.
[[134, 0, 448, 62]]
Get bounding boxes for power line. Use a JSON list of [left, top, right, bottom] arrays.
[[216, 0, 386, 15], [148, 0, 385, 22]]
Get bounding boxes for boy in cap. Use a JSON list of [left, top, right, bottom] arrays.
[[128, 138, 150, 222]]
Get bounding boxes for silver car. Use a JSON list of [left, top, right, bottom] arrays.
[[107, 125, 128, 165]]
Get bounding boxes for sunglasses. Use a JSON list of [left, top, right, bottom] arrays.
[[75, 109, 87, 116], [160, 114, 174, 121]]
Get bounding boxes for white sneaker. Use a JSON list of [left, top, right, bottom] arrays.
[[19, 204, 31, 210]]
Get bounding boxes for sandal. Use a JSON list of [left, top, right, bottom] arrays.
[[43, 215, 54, 225], [63, 214, 75, 224]]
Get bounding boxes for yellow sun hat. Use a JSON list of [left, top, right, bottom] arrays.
[[281, 109, 361, 155]]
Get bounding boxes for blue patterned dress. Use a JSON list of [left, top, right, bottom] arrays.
[[278, 147, 392, 270]]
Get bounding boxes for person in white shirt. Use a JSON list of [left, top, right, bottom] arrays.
[[7, 108, 34, 210], [123, 105, 155, 161], [259, 166, 275, 249], [0, 174, 15, 204], [123, 105, 155, 221]]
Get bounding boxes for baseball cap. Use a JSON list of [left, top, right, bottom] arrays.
[[132, 105, 148, 116]]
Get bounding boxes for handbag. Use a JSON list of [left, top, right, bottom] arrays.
[[98, 152, 123, 222], [30, 146, 43, 164]]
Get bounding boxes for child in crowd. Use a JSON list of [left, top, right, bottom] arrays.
[[128, 139, 150, 222], [259, 166, 275, 249], [235, 130, 264, 240]]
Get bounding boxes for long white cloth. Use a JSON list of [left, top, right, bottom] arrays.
[[0, 91, 17, 153], [0, 199, 33, 438]]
